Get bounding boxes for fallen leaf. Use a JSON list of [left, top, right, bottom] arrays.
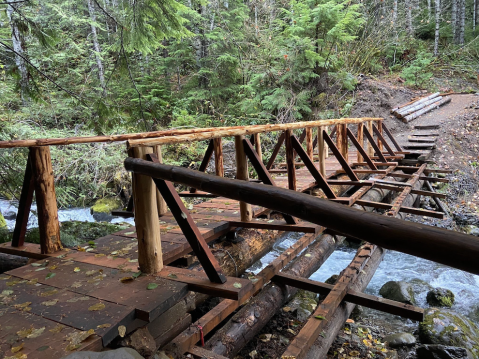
[[1, 290, 13, 296], [85, 270, 97, 276], [40, 289, 58, 297], [167, 273, 177, 279], [14, 302, 32, 309], [48, 265, 58, 270], [4, 353, 27, 359], [283, 306, 292, 312], [119, 276, 134, 283], [73, 267, 80, 273], [71, 282, 82, 288], [67, 329, 95, 345], [147, 283, 158, 290], [88, 303, 105, 311], [286, 328, 296, 335], [315, 315, 326, 320], [45, 273, 56, 280], [35, 268, 46, 272], [233, 282, 242, 289], [27, 278, 38, 285], [132, 271, 142, 279], [49, 325, 65, 333], [97, 323, 111, 329], [346, 319, 354, 324], [349, 350, 360, 356], [11, 343, 24, 353], [259, 333, 272, 342], [17, 326, 45, 339], [41, 299, 58, 306], [118, 325, 126, 337], [94, 254, 105, 257]]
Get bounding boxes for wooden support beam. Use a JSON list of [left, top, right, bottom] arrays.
[[266, 132, 285, 170], [253, 133, 262, 161], [356, 123, 364, 163], [30, 146, 62, 254], [322, 131, 359, 181], [273, 273, 424, 321], [213, 138, 224, 177], [148, 154, 226, 284], [154, 145, 167, 215], [128, 146, 163, 274], [363, 127, 388, 163], [285, 129, 297, 191], [12, 153, 34, 248], [426, 180, 449, 215], [390, 173, 449, 182], [346, 127, 377, 170], [317, 126, 326, 176], [366, 121, 374, 157], [190, 139, 214, 193], [336, 124, 348, 160], [373, 124, 396, 156], [372, 183, 447, 199], [243, 139, 297, 224], [305, 127, 314, 160], [228, 220, 318, 233], [290, 135, 337, 199], [382, 123, 404, 152], [235, 135, 253, 221]]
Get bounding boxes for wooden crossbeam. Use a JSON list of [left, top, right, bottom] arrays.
[[228, 220, 319, 233], [363, 127, 388, 162], [373, 183, 447, 199], [373, 124, 396, 156], [290, 135, 337, 199], [273, 273, 424, 321], [390, 172, 449, 182], [243, 138, 297, 224], [353, 199, 444, 219], [322, 130, 359, 181], [148, 154, 226, 284], [266, 132, 285, 170], [381, 123, 404, 152], [346, 128, 377, 170]]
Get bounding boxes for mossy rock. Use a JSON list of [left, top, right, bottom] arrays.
[[90, 197, 123, 222], [418, 308, 479, 358], [287, 290, 319, 313], [379, 280, 416, 305], [426, 288, 455, 308], [0, 213, 6, 229]]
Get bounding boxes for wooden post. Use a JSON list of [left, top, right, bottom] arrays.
[[305, 127, 313, 160], [235, 135, 252, 221], [324, 126, 329, 158], [129, 146, 163, 274], [154, 145, 167, 215], [367, 121, 374, 157], [30, 146, 62, 254], [253, 133, 262, 162], [336, 124, 348, 160], [285, 129, 297, 191], [357, 123, 364, 163], [213, 138, 224, 177], [377, 120, 384, 152], [317, 126, 326, 176]]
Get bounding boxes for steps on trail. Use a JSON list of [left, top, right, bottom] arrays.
[[412, 132, 440, 137], [407, 136, 437, 143], [402, 143, 436, 149], [413, 124, 440, 130]]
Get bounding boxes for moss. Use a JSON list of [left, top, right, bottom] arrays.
[[0, 213, 6, 229], [90, 197, 122, 214]]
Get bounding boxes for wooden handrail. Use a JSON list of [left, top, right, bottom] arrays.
[[124, 159, 479, 276], [127, 118, 383, 148]]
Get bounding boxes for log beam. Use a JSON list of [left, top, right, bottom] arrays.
[[235, 135, 252, 221]]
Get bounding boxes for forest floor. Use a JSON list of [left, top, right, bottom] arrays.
[[233, 79, 479, 359]]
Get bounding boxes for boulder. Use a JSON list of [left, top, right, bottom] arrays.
[[384, 332, 416, 348], [410, 278, 434, 296], [379, 281, 416, 305], [90, 198, 123, 222], [119, 327, 157, 357], [325, 274, 338, 285], [418, 308, 479, 358], [62, 347, 144, 359], [3, 211, 16, 220], [417, 344, 472, 359], [427, 288, 455, 308], [295, 307, 312, 322]]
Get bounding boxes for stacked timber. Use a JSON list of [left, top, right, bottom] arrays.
[[391, 92, 451, 123]]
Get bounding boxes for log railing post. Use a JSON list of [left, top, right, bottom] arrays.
[[357, 123, 364, 163], [324, 126, 329, 158], [305, 127, 313, 160], [213, 138, 224, 177], [30, 146, 62, 254], [154, 145, 167, 215], [377, 120, 384, 152], [253, 133, 262, 161], [367, 120, 374, 157], [235, 135, 252, 221], [336, 124, 348, 161], [317, 126, 326, 176], [285, 129, 297, 191], [129, 146, 163, 274]]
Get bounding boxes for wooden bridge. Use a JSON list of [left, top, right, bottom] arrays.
[[0, 118, 476, 359]]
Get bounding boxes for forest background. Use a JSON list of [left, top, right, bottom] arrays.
[[0, 0, 478, 207]]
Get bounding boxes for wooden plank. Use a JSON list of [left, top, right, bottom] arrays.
[[408, 136, 436, 143], [157, 266, 253, 303], [188, 346, 230, 359], [154, 313, 192, 348], [0, 304, 102, 359], [12, 153, 34, 247], [0, 278, 136, 346], [228, 220, 318, 233], [272, 273, 424, 321], [30, 146, 62, 254], [372, 183, 447, 199], [0, 241, 48, 260], [402, 143, 436, 149], [389, 173, 449, 182], [290, 135, 337, 199], [336, 124, 348, 159], [412, 132, 440, 137], [352, 199, 444, 218], [149, 153, 226, 284], [413, 124, 440, 130]]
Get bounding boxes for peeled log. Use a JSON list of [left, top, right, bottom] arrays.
[[397, 96, 442, 118], [203, 179, 399, 358], [404, 97, 452, 123], [392, 92, 440, 115]]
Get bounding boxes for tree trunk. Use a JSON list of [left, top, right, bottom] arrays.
[[459, 0, 465, 44], [427, 0, 431, 18], [6, 0, 29, 105], [392, 0, 398, 25], [405, 0, 414, 34], [476, 0, 479, 29], [87, 0, 106, 94], [434, 0, 441, 56], [452, 0, 458, 43]]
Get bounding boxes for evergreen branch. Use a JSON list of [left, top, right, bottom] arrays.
[[91, 0, 119, 25], [0, 40, 86, 105]]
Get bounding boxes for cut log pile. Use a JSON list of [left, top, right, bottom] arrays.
[[391, 92, 451, 123]]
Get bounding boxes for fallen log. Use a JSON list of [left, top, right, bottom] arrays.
[[124, 159, 479, 275], [404, 97, 452, 123], [396, 96, 442, 118], [391, 92, 440, 115]]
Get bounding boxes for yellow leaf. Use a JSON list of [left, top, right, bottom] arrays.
[[48, 265, 58, 270], [41, 299, 58, 306], [97, 323, 111, 329], [40, 289, 58, 297], [345, 319, 354, 324], [49, 325, 65, 333], [77, 247, 86, 252], [11, 343, 24, 353], [368, 334, 372, 340], [73, 267, 80, 273], [119, 276, 134, 283], [88, 303, 105, 311], [67, 329, 95, 345], [118, 325, 126, 338], [14, 302, 31, 309], [349, 351, 360, 357]]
